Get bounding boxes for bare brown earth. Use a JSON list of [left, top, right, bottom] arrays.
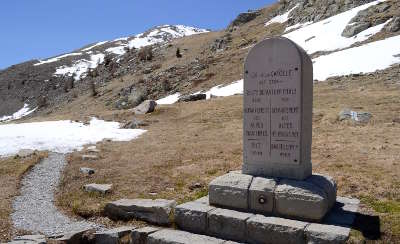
[[0, 152, 47, 241]]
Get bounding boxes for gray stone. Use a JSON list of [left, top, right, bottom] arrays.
[[123, 118, 148, 129], [95, 226, 135, 244], [306, 174, 337, 209], [324, 197, 360, 227], [80, 167, 95, 175], [104, 198, 176, 225], [11, 235, 46, 244], [55, 229, 92, 243], [16, 149, 35, 158], [305, 223, 350, 244], [384, 17, 400, 32], [133, 100, 157, 114], [178, 93, 207, 103], [207, 208, 254, 242], [175, 202, 216, 234], [131, 227, 160, 244], [275, 179, 329, 221], [208, 173, 253, 210], [81, 154, 98, 160], [243, 37, 313, 180], [342, 22, 371, 37], [194, 196, 209, 204], [147, 229, 225, 244], [246, 215, 308, 244], [249, 177, 277, 214], [338, 108, 372, 123], [84, 183, 112, 194]]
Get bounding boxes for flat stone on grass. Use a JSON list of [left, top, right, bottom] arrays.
[[148, 229, 225, 244], [95, 226, 135, 244], [84, 183, 112, 194], [249, 177, 277, 214], [209, 173, 253, 210], [81, 154, 99, 160], [104, 198, 176, 225], [275, 179, 329, 221], [80, 167, 95, 175], [207, 208, 254, 242], [131, 227, 160, 244], [305, 223, 350, 244], [175, 202, 216, 234], [246, 215, 308, 244]]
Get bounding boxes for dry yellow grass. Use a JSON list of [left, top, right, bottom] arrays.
[[0, 152, 48, 242]]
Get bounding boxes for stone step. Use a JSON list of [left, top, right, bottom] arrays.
[[174, 196, 359, 244]]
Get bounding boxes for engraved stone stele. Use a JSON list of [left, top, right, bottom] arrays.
[[242, 37, 313, 180]]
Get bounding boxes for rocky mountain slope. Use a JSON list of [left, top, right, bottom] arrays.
[[0, 0, 399, 120]]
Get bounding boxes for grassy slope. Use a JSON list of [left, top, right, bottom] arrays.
[[0, 152, 47, 242]]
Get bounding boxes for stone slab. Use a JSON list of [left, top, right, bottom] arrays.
[[147, 229, 226, 244], [306, 174, 337, 209], [305, 223, 350, 244], [246, 215, 308, 244], [249, 177, 277, 214], [324, 197, 360, 227], [175, 202, 216, 234], [207, 208, 254, 242], [84, 183, 112, 194], [194, 196, 209, 204], [209, 173, 253, 210], [131, 227, 160, 244], [242, 37, 313, 180], [274, 179, 329, 221], [95, 226, 135, 244], [104, 198, 176, 225], [10, 235, 46, 244]]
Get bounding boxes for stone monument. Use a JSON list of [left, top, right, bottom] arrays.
[[172, 37, 360, 244], [242, 37, 313, 180]]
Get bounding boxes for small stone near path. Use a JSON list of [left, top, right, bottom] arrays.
[[84, 183, 112, 194], [81, 154, 99, 160], [80, 167, 95, 175]]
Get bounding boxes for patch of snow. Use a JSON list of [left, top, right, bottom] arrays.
[[204, 79, 243, 99], [54, 53, 105, 80], [0, 104, 37, 122], [34, 53, 82, 66], [313, 35, 400, 80], [106, 45, 127, 55], [284, 0, 387, 54], [0, 118, 146, 157], [156, 93, 181, 105], [265, 5, 298, 26], [81, 41, 108, 52]]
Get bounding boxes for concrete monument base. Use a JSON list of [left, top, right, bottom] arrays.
[[208, 171, 337, 222]]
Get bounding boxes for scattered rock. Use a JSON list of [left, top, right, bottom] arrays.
[[123, 118, 149, 129], [84, 183, 112, 194], [188, 182, 203, 190], [87, 146, 100, 153], [131, 227, 160, 244], [104, 198, 176, 225], [342, 22, 371, 37], [80, 167, 95, 175], [132, 100, 157, 115], [384, 17, 400, 32], [81, 154, 99, 160], [16, 149, 36, 158], [95, 226, 135, 244], [178, 94, 207, 103], [54, 228, 93, 243], [229, 10, 261, 28], [338, 108, 372, 123]]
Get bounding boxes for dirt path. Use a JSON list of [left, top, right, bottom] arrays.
[[11, 153, 99, 236]]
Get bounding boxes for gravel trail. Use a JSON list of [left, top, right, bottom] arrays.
[[12, 153, 99, 235]]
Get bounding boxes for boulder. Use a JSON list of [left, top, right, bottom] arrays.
[[80, 167, 95, 175], [338, 108, 372, 123], [133, 100, 157, 115], [274, 179, 329, 221], [95, 226, 135, 244], [341, 22, 371, 37], [104, 198, 176, 225], [84, 183, 112, 194], [177, 93, 207, 103]]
